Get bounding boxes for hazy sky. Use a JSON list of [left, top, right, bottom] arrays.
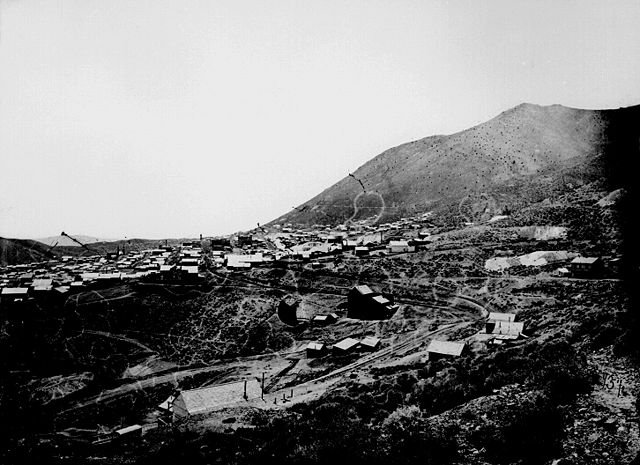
[[1, 0, 639, 239]]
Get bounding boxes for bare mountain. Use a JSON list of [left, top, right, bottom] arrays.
[[270, 103, 640, 227]]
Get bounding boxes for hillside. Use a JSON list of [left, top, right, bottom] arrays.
[[270, 103, 640, 227], [0, 237, 60, 266]]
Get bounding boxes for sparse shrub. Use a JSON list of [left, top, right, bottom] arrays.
[[470, 391, 564, 464], [379, 405, 457, 465]]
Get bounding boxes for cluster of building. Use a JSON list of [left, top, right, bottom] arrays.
[[0, 242, 206, 305], [209, 214, 438, 272]]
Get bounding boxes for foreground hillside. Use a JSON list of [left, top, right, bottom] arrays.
[[271, 103, 640, 227]]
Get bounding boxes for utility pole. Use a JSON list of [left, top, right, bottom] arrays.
[[261, 372, 265, 400]]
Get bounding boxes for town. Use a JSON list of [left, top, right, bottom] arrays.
[[1, 201, 630, 461]]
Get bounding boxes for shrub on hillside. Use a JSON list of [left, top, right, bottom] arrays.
[[469, 391, 564, 464]]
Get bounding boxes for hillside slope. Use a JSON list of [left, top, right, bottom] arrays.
[[0, 237, 58, 266], [270, 103, 640, 227]]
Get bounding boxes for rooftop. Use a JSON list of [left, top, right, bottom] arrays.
[[426, 340, 466, 356]]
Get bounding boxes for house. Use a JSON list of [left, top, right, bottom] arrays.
[[332, 337, 359, 354], [32, 278, 54, 292], [226, 255, 252, 269], [342, 240, 359, 250], [306, 342, 326, 357], [1, 287, 29, 302], [354, 246, 370, 257], [426, 340, 467, 361], [237, 235, 253, 247], [180, 265, 200, 280], [173, 379, 261, 420], [570, 257, 603, 278], [387, 240, 415, 254], [211, 238, 231, 248], [347, 285, 398, 320], [359, 336, 381, 351]]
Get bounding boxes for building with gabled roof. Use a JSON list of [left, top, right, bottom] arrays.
[[359, 336, 381, 351], [306, 342, 326, 357], [426, 340, 467, 360], [348, 285, 397, 320], [332, 337, 359, 354], [173, 379, 261, 420], [570, 256, 603, 278]]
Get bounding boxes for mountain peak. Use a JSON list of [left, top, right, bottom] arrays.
[[270, 103, 639, 227]]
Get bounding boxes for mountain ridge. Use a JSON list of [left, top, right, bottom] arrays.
[[269, 102, 640, 227]]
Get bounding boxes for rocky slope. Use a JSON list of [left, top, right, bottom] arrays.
[[270, 103, 640, 227]]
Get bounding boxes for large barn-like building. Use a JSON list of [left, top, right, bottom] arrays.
[[347, 285, 398, 320]]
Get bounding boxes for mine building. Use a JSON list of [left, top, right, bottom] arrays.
[[487, 321, 524, 340], [347, 285, 398, 320], [278, 297, 299, 326], [426, 340, 467, 361], [570, 256, 603, 278], [485, 312, 516, 333], [332, 337, 359, 354], [173, 379, 261, 420], [306, 342, 326, 357]]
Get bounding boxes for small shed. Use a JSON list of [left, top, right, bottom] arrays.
[[332, 337, 359, 354], [312, 313, 337, 325], [113, 424, 142, 442], [306, 342, 326, 357], [426, 340, 467, 361], [354, 246, 370, 257], [359, 336, 381, 351]]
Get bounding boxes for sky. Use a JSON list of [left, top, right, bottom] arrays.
[[1, 0, 639, 239]]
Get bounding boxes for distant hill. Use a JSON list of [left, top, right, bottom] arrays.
[[0, 237, 66, 266], [269, 103, 640, 227], [35, 234, 116, 247], [0, 236, 207, 266]]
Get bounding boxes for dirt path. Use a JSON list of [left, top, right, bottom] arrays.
[[79, 329, 156, 353]]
